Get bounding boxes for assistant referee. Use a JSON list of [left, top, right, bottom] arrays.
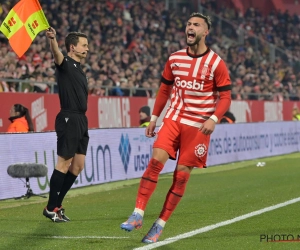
[[43, 27, 90, 222]]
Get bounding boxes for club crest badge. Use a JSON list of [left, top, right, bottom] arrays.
[[200, 64, 209, 79], [195, 144, 207, 158]]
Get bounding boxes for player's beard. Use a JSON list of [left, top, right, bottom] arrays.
[[186, 34, 201, 46]]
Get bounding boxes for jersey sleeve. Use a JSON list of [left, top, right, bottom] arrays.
[[212, 59, 231, 119], [152, 58, 174, 117], [161, 58, 174, 84], [214, 60, 231, 92], [55, 57, 69, 71]]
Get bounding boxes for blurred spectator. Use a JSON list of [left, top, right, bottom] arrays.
[[7, 104, 34, 132], [139, 106, 151, 127], [220, 110, 236, 124], [0, 0, 299, 100], [135, 81, 152, 97], [120, 78, 130, 96], [33, 74, 48, 93], [292, 107, 300, 121]]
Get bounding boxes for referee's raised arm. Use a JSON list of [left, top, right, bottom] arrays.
[[45, 27, 64, 65]]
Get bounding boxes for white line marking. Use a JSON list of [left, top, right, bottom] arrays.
[[49, 236, 129, 239], [134, 197, 300, 250]]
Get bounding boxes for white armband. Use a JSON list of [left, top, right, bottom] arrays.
[[150, 115, 158, 122], [209, 115, 218, 123]]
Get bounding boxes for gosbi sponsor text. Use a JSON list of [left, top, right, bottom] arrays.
[[174, 77, 204, 90]]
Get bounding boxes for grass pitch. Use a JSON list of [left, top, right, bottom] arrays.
[[1, 153, 300, 250]]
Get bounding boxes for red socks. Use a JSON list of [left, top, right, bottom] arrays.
[[135, 160, 190, 223], [135, 159, 164, 210], [159, 170, 190, 221]]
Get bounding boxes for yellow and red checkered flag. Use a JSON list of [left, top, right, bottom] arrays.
[[0, 0, 50, 57]]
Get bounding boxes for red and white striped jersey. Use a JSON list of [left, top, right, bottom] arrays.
[[161, 47, 231, 128]]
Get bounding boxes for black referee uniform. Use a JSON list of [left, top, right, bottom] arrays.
[[55, 56, 89, 158]]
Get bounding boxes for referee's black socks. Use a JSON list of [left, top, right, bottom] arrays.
[[57, 171, 77, 207], [47, 169, 66, 211]]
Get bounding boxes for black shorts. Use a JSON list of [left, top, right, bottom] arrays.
[[55, 110, 89, 158]]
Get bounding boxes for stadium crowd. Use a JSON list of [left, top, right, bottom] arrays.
[[0, 0, 299, 101]]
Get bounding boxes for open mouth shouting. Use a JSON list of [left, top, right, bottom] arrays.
[[187, 31, 196, 42]]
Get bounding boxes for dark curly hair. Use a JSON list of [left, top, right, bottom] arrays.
[[189, 12, 211, 30]]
